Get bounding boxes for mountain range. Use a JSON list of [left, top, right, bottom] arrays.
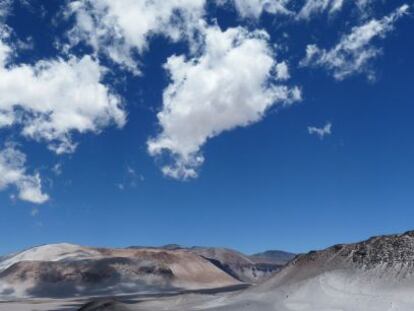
[[2, 231, 414, 310], [0, 243, 294, 299]]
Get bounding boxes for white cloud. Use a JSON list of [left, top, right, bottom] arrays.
[[0, 1, 11, 20], [148, 25, 301, 180], [0, 33, 126, 154], [308, 122, 332, 139], [67, 0, 293, 70], [298, 0, 345, 19], [67, 0, 294, 67], [275, 61, 290, 80], [300, 4, 410, 80], [67, 0, 207, 73], [217, 0, 292, 18], [297, 0, 377, 20], [0, 145, 49, 204]]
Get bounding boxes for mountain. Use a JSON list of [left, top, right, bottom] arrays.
[[250, 250, 296, 265], [3, 232, 414, 310], [190, 247, 287, 283], [206, 230, 414, 311], [0, 243, 294, 300], [0, 243, 240, 298], [128, 245, 294, 283], [0, 243, 101, 272]]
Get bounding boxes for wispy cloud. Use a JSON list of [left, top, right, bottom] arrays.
[[52, 163, 63, 176], [297, 0, 380, 20], [117, 166, 144, 190], [298, 0, 345, 19], [217, 0, 292, 19], [308, 122, 332, 139], [300, 4, 410, 80]]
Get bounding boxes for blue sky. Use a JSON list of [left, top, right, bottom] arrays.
[[0, 0, 413, 256]]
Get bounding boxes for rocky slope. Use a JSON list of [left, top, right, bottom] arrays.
[[205, 230, 414, 311]]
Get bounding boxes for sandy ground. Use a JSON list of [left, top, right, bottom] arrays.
[[0, 285, 249, 311], [0, 294, 233, 311]]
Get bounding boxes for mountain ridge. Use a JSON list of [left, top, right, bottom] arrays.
[[203, 230, 414, 311]]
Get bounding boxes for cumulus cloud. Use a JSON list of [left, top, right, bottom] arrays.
[[0, 16, 126, 202], [300, 4, 410, 80], [67, 0, 207, 73], [217, 0, 292, 18], [0, 145, 49, 204], [148, 25, 301, 180], [0, 31, 126, 154], [308, 122, 332, 139]]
